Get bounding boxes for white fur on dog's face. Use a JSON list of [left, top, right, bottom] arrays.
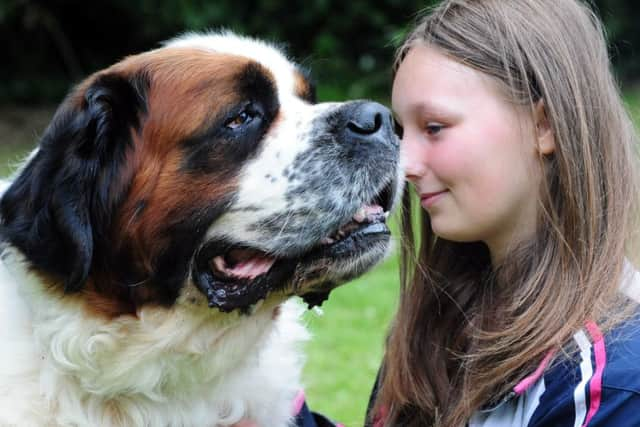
[[203, 99, 334, 252]]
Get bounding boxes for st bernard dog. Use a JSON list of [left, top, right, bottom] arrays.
[[0, 32, 401, 426]]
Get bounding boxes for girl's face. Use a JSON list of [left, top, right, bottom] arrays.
[[392, 44, 548, 262]]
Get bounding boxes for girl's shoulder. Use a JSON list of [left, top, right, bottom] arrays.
[[548, 313, 640, 392], [525, 311, 640, 427], [471, 288, 640, 427]]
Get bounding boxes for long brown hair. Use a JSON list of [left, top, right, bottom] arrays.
[[375, 1, 640, 425]]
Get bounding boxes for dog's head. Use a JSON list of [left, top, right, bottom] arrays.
[[0, 32, 401, 316]]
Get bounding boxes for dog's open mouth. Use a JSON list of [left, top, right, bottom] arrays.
[[193, 182, 395, 313], [209, 205, 388, 280]]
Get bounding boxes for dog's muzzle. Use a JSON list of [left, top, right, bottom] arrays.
[[193, 101, 401, 313]]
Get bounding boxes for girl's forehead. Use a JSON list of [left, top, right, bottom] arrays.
[[392, 44, 506, 116], [396, 45, 472, 81]]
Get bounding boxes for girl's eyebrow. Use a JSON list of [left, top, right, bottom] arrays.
[[407, 100, 462, 123], [393, 98, 462, 124], [416, 100, 458, 116]]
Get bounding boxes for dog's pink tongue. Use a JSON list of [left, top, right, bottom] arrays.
[[212, 250, 275, 280], [230, 256, 275, 279]]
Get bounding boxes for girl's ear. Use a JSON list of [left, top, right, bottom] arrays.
[[535, 101, 555, 155]]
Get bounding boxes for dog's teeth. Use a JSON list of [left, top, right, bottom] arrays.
[[321, 237, 335, 245], [212, 256, 227, 273], [353, 207, 366, 223]]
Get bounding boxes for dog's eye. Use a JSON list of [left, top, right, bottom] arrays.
[[225, 110, 255, 130]]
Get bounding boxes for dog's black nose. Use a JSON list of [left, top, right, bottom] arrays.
[[346, 102, 392, 136]]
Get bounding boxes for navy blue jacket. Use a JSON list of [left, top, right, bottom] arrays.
[[363, 313, 640, 427], [469, 315, 640, 427]]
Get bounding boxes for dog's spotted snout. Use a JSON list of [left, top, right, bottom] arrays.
[[345, 101, 393, 139]]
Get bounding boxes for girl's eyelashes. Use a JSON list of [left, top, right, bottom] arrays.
[[392, 117, 446, 139], [425, 122, 445, 136]]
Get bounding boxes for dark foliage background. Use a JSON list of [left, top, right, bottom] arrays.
[[1, 0, 638, 105]]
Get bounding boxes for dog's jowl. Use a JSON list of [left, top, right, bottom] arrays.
[[0, 32, 402, 426]]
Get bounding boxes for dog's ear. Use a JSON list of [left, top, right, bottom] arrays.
[[0, 72, 147, 292]]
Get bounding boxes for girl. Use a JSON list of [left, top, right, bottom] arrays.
[[370, 0, 640, 426]]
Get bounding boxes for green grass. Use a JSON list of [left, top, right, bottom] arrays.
[[625, 90, 640, 124], [0, 144, 33, 177], [301, 254, 399, 426]]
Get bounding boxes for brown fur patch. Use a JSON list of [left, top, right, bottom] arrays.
[[75, 49, 277, 317], [293, 70, 314, 103]]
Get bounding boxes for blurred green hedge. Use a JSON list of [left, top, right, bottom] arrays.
[[1, 0, 637, 105]]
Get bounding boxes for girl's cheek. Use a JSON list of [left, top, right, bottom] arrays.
[[430, 142, 467, 179]]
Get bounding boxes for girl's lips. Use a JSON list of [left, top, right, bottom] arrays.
[[420, 190, 448, 208]]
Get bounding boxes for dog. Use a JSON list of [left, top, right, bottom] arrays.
[[0, 32, 401, 426]]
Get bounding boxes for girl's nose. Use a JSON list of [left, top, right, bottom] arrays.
[[401, 136, 427, 183]]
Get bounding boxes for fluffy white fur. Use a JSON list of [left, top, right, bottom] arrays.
[[0, 245, 308, 426]]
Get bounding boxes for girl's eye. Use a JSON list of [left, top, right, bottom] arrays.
[[225, 110, 254, 130], [394, 119, 404, 139], [426, 123, 444, 135]]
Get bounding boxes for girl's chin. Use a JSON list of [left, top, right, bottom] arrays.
[[430, 220, 481, 244]]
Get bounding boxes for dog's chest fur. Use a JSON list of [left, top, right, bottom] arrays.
[[0, 251, 307, 426]]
